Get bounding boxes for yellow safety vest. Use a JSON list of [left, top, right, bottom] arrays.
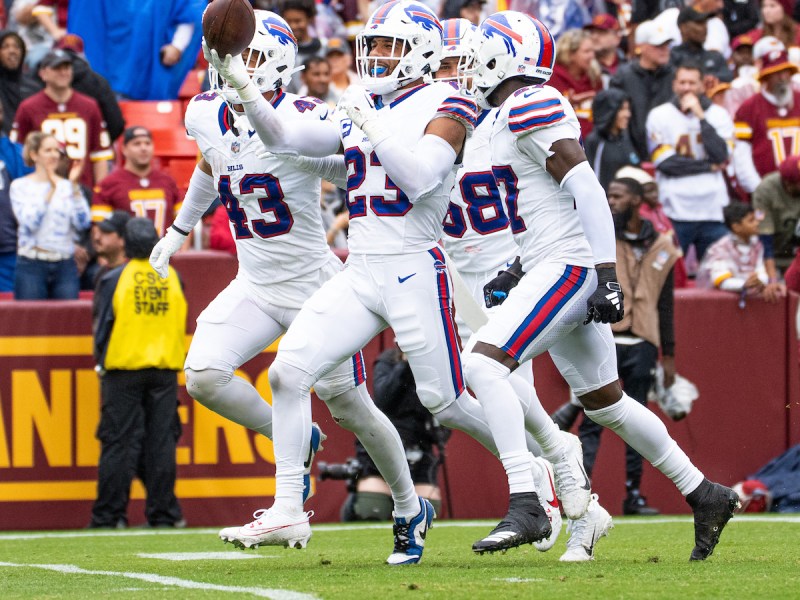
[[104, 259, 187, 370]]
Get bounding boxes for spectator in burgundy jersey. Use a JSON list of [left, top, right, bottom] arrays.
[[732, 49, 800, 194], [11, 49, 113, 188], [548, 28, 603, 140], [91, 126, 182, 237]]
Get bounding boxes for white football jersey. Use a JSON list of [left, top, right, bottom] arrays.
[[442, 108, 519, 274], [185, 90, 335, 308], [491, 85, 595, 272], [646, 102, 733, 222], [338, 81, 478, 254]]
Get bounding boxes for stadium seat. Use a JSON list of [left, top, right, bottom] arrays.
[[179, 69, 204, 101], [119, 101, 184, 132], [162, 157, 199, 192], [151, 129, 198, 160]]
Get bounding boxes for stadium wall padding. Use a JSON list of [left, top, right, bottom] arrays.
[[0, 251, 797, 529]]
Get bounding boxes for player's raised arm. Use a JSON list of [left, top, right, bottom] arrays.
[[205, 45, 340, 157], [338, 84, 475, 203]]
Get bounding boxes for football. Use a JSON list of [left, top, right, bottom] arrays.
[[202, 0, 256, 58]]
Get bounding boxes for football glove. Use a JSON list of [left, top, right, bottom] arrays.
[[337, 85, 390, 146], [203, 41, 259, 101], [149, 225, 187, 278], [483, 270, 521, 308], [584, 266, 624, 324]]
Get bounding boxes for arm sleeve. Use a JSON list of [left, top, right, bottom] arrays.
[[371, 133, 457, 202], [172, 166, 218, 233], [760, 234, 775, 259], [560, 161, 618, 265], [700, 119, 729, 164], [732, 140, 761, 193], [241, 93, 341, 157], [285, 154, 347, 190], [657, 268, 675, 356], [69, 184, 92, 232], [93, 271, 120, 366], [656, 155, 713, 176]]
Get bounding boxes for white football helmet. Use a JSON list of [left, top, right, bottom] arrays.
[[209, 10, 303, 103], [461, 11, 557, 109], [436, 18, 479, 83], [355, 1, 444, 95]]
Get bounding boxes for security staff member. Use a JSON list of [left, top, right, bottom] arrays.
[[89, 217, 187, 528]]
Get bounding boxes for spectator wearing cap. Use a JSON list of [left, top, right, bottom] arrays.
[[648, 0, 732, 59], [279, 0, 325, 94], [584, 88, 640, 190], [753, 155, 800, 290], [92, 209, 130, 281], [0, 30, 42, 134], [442, 0, 485, 25], [733, 48, 800, 194], [298, 56, 337, 105], [11, 49, 113, 189], [89, 217, 186, 529], [325, 37, 358, 102], [52, 34, 124, 142], [548, 28, 603, 140], [91, 126, 183, 237], [618, 164, 690, 287], [670, 6, 733, 88], [10, 131, 90, 299], [744, 0, 800, 50], [646, 60, 734, 262], [584, 13, 626, 80], [610, 20, 676, 162]]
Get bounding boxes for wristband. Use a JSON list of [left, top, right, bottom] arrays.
[[171, 223, 190, 236]]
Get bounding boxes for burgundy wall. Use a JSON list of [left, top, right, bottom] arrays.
[[0, 252, 796, 529]]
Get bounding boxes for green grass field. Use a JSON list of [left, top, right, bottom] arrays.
[[1, 516, 798, 599]]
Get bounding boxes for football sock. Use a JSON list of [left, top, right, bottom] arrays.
[[508, 371, 561, 461], [584, 392, 704, 495], [185, 368, 272, 437], [464, 352, 535, 493], [325, 385, 419, 518]]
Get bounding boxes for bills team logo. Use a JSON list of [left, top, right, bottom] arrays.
[[404, 4, 443, 36], [262, 17, 297, 48], [481, 15, 523, 56], [433, 259, 447, 272]]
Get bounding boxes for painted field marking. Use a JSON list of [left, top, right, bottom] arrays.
[[0, 562, 317, 600], [138, 552, 272, 561]]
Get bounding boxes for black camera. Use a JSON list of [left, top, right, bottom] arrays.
[[317, 458, 362, 482]]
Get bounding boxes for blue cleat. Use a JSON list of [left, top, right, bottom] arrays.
[[386, 497, 435, 565], [302, 423, 326, 503]]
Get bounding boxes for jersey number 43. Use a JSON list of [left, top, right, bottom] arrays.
[[218, 174, 293, 239]]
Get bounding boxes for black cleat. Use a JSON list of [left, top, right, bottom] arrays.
[[623, 490, 661, 516], [473, 492, 552, 554], [686, 479, 740, 561]]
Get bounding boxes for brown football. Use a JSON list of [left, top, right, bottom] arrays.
[[202, 0, 256, 58]]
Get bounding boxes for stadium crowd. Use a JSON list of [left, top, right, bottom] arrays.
[[1, 0, 800, 298]]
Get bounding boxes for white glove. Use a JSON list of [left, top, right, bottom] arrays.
[[149, 226, 187, 278], [337, 85, 378, 130], [203, 40, 257, 100]]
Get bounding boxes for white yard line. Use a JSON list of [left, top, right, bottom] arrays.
[[0, 562, 317, 600], [0, 514, 797, 541], [138, 552, 274, 561]]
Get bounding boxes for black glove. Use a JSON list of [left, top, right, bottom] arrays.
[[483, 270, 520, 308], [584, 266, 624, 324]]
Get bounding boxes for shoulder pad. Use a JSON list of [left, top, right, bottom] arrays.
[[505, 85, 568, 136]]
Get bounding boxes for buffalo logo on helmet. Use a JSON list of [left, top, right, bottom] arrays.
[[481, 14, 523, 56], [404, 3, 443, 35], [262, 16, 297, 47]]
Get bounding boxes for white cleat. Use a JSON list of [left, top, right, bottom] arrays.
[[219, 508, 313, 550], [530, 456, 563, 552], [551, 431, 592, 520], [303, 423, 327, 503], [559, 494, 613, 562]]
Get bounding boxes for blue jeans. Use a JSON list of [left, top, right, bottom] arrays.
[[0, 251, 15, 293], [670, 220, 729, 263], [14, 255, 80, 300]]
